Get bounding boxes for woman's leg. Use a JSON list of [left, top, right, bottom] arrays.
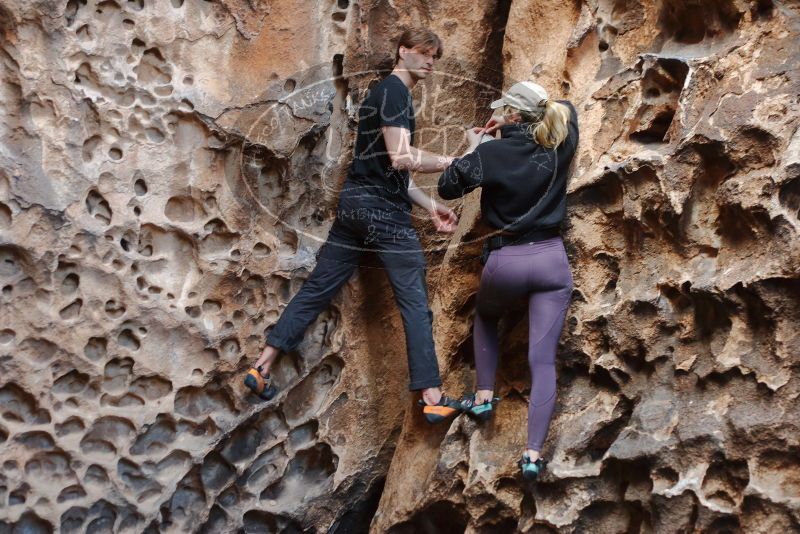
[[525, 246, 572, 459], [474, 252, 528, 403]]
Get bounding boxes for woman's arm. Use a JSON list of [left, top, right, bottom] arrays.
[[436, 128, 485, 200]]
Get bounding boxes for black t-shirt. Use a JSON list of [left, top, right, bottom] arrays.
[[346, 74, 415, 211], [437, 101, 579, 234]]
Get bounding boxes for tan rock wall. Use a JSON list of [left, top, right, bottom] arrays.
[[0, 0, 798, 532]]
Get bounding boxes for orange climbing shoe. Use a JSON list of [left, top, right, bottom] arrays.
[[418, 395, 463, 424], [244, 366, 278, 401]]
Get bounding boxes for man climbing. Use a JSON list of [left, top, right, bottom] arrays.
[[244, 28, 463, 423]]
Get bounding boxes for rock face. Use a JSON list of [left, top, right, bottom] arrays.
[[0, 0, 798, 533]]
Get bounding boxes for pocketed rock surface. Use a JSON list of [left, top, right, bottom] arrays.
[[0, 0, 798, 532]]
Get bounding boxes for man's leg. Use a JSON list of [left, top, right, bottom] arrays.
[[373, 231, 442, 397], [252, 221, 362, 375]]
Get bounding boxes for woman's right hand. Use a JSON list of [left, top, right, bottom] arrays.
[[483, 115, 507, 135]]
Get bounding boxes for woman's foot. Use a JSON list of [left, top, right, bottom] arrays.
[[418, 394, 463, 424], [244, 365, 278, 401], [459, 393, 499, 421], [519, 452, 546, 481]]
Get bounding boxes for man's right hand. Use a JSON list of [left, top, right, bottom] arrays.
[[430, 203, 458, 233], [483, 115, 507, 135]]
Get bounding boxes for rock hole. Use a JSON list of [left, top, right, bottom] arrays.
[[84, 336, 108, 361], [57, 484, 87, 503], [59, 299, 83, 320], [10, 513, 53, 534], [76, 24, 91, 40], [145, 127, 165, 143], [282, 356, 344, 425], [134, 177, 148, 195], [220, 338, 240, 360], [253, 242, 271, 257], [260, 443, 338, 504], [53, 370, 90, 396], [0, 329, 15, 344], [287, 420, 318, 451], [61, 272, 80, 294], [283, 79, 296, 93], [165, 195, 205, 222], [104, 299, 126, 318], [129, 375, 173, 400], [198, 506, 228, 534], [82, 135, 101, 162], [778, 177, 800, 220], [243, 510, 302, 533], [83, 464, 110, 489], [174, 385, 235, 419], [56, 417, 86, 437], [130, 414, 177, 455], [65, 0, 87, 25], [201, 451, 235, 490], [0, 202, 11, 229], [118, 329, 141, 351], [108, 146, 123, 160], [629, 110, 675, 143], [201, 299, 221, 313], [645, 87, 661, 99]]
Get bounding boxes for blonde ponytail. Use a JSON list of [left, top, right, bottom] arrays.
[[529, 100, 570, 148], [506, 100, 570, 149]]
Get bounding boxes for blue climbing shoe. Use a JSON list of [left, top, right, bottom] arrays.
[[519, 453, 546, 482], [459, 393, 499, 421]]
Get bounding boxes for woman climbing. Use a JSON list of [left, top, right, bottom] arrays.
[[437, 81, 578, 481]]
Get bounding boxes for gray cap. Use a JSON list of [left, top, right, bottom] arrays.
[[490, 81, 549, 112]]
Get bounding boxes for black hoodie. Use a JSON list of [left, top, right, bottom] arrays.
[[437, 100, 578, 235]]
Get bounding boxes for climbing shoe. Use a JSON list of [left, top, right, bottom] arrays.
[[459, 393, 499, 421], [418, 395, 463, 424], [519, 453, 546, 482], [244, 366, 278, 401]]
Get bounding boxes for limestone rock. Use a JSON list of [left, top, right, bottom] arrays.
[[1, 0, 798, 532]]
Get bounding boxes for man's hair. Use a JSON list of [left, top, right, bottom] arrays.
[[395, 28, 443, 64]]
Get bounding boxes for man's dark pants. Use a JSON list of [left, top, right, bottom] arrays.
[[266, 187, 442, 391]]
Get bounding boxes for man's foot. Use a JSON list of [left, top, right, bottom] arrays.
[[519, 453, 546, 482], [459, 393, 499, 421], [417, 395, 463, 424], [244, 366, 278, 401]]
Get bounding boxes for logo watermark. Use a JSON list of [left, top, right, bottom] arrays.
[[221, 63, 552, 259]]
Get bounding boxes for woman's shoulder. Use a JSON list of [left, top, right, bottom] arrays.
[[556, 99, 577, 114]]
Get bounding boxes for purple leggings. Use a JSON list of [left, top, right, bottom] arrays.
[[474, 237, 573, 451]]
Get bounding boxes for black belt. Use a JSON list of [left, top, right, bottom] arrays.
[[480, 227, 560, 264]]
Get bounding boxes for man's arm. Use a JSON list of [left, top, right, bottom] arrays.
[[408, 177, 458, 233], [382, 126, 455, 173]]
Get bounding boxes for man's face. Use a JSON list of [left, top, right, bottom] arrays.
[[399, 45, 438, 80]]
